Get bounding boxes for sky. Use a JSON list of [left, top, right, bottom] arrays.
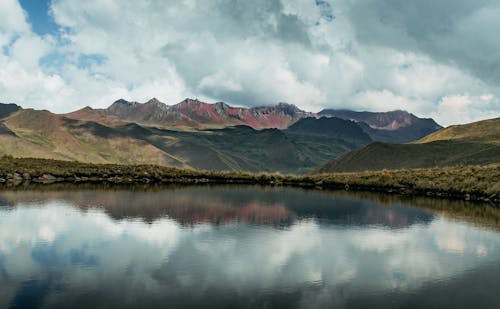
[[0, 0, 499, 125]]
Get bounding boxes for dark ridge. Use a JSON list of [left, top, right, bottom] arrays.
[[116, 123, 153, 137], [286, 117, 372, 141], [0, 103, 21, 119], [206, 125, 256, 133], [64, 118, 122, 138]]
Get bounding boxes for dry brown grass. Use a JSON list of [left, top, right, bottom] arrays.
[[1, 156, 498, 202]]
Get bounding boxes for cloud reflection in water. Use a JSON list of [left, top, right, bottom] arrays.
[[0, 186, 499, 308]]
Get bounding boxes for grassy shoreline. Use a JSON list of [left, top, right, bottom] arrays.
[[0, 157, 498, 204]]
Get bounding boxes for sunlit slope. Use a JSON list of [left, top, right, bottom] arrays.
[[0, 109, 185, 167], [416, 117, 500, 144]]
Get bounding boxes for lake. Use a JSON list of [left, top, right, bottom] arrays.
[[1, 185, 500, 308]]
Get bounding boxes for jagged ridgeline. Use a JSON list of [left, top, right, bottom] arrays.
[[65, 98, 316, 129]]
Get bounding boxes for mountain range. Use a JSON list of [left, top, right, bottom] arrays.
[[3, 98, 496, 174], [66, 98, 315, 130], [0, 100, 374, 173], [65, 98, 442, 144]]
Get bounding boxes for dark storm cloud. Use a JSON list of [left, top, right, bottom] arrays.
[[208, 0, 312, 45], [348, 0, 500, 84], [315, 0, 335, 22], [158, 0, 317, 107]]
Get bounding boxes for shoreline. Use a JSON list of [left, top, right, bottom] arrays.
[[1, 157, 498, 205]]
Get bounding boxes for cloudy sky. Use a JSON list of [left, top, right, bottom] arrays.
[[0, 0, 499, 125]]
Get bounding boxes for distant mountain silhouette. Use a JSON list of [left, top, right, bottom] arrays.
[[319, 109, 442, 143]]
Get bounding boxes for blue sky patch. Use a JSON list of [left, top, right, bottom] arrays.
[[19, 0, 58, 35]]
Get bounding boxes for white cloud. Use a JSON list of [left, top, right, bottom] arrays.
[[0, 0, 29, 34], [432, 94, 499, 126], [0, 0, 497, 124], [348, 89, 427, 112], [10, 34, 53, 69]]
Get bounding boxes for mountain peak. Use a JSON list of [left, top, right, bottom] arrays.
[[275, 102, 300, 111], [106, 99, 140, 117], [180, 98, 202, 104], [276, 102, 296, 107], [112, 98, 133, 105], [265, 102, 313, 118], [145, 98, 162, 105]]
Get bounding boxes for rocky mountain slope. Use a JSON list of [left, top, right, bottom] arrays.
[[66, 98, 316, 130]]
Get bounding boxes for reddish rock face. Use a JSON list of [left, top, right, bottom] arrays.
[[67, 98, 317, 129]]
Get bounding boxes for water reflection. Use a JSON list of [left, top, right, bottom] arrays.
[[0, 185, 437, 228], [1, 186, 500, 308]]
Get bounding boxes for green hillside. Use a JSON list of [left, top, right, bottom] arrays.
[[317, 117, 500, 173], [114, 118, 371, 173]]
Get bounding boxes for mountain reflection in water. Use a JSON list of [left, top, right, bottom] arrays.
[[1, 185, 500, 309], [0, 185, 437, 228]]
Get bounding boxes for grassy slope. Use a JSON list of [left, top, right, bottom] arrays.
[[118, 125, 363, 173], [0, 157, 498, 201], [0, 109, 371, 174], [0, 109, 186, 167], [416, 117, 500, 144], [317, 117, 500, 173]]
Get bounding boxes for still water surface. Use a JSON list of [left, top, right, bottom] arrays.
[[1, 185, 500, 308]]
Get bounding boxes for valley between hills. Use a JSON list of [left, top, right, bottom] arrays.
[[0, 97, 458, 174]]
